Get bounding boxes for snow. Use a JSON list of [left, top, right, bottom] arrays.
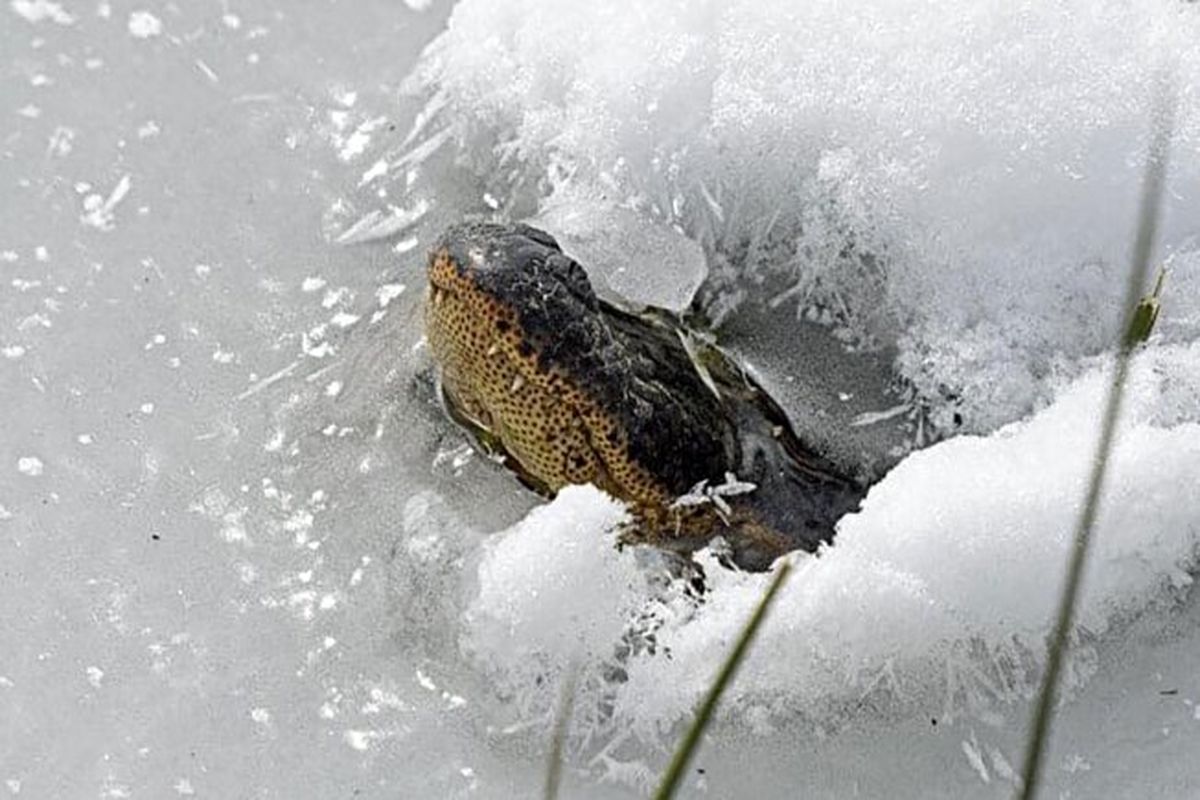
[[461, 344, 1200, 747], [404, 0, 1200, 430], [126, 10, 162, 39], [3, 0, 1200, 798], [465, 486, 639, 669], [10, 0, 75, 26]]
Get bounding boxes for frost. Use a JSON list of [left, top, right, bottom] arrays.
[[464, 345, 1200, 739], [80, 174, 132, 231], [16, 456, 44, 476], [127, 10, 162, 38], [961, 732, 990, 784], [671, 472, 757, 518], [10, 0, 75, 25], [46, 126, 74, 157], [375, 283, 405, 307], [336, 116, 387, 162], [85, 666, 104, 688], [402, 0, 1200, 430], [334, 198, 429, 245], [193, 60, 219, 83]]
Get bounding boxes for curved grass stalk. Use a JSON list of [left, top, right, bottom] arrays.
[[1016, 73, 1176, 800], [653, 560, 793, 800]]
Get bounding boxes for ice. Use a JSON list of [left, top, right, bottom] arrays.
[[532, 193, 707, 311], [6, 0, 1200, 798], [464, 343, 1200, 749], [403, 0, 1200, 429]]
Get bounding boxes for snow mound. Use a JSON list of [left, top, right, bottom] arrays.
[[465, 485, 637, 666], [464, 344, 1200, 743], [387, 0, 1200, 431]]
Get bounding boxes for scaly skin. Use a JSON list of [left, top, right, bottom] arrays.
[[425, 221, 865, 570]]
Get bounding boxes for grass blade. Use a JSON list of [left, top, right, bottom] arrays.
[[1016, 74, 1176, 800], [653, 559, 793, 800], [543, 661, 581, 800]]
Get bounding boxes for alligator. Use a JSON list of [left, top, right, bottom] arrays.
[[424, 221, 868, 571]]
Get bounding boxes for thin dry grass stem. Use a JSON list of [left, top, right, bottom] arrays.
[[1016, 73, 1176, 800], [653, 559, 793, 800], [543, 660, 581, 800]]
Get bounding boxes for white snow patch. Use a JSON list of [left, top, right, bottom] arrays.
[[127, 10, 162, 38], [464, 485, 643, 675], [10, 0, 75, 25], [85, 666, 104, 688], [80, 174, 132, 231], [375, 283, 405, 307], [320, 287, 348, 309], [16, 457, 44, 477], [465, 344, 1200, 736], [359, 158, 389, 186], [343, 730, 374, 750], [393, 236, 419, 254]]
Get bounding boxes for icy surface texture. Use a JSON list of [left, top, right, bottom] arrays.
[[396, 0, 1200, 430], [382, 1, 1200, 787], [6, 1, 1200, 799], [465, 345, 1200, 744]]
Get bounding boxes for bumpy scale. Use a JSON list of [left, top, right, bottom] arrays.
[[425, 221, 865, 570]]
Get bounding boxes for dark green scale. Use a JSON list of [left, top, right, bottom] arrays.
[[427, 221, 866, 570]]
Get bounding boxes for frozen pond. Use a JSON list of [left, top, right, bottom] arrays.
[[4, 1, 1200, 798]]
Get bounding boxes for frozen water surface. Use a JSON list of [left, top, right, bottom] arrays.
[[3, 1, 1200, 798]]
